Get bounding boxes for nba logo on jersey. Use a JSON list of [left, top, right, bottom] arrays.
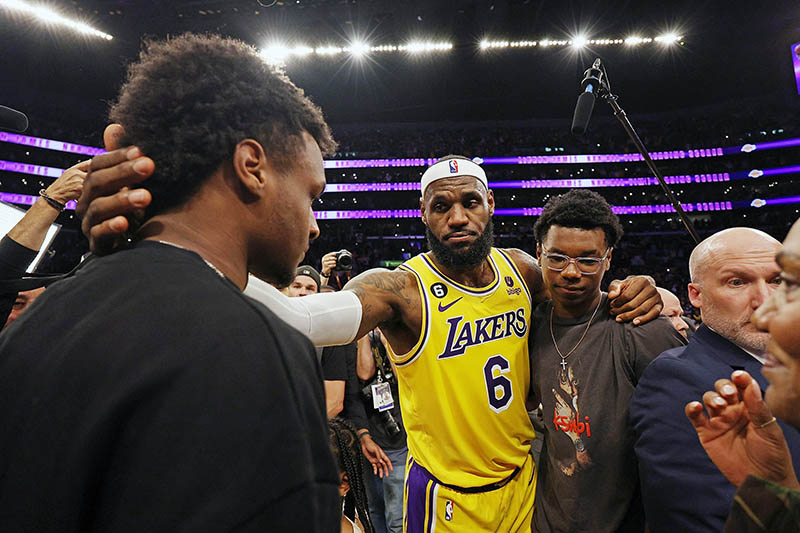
[[445, 500, 454, 521], [449, 160, 458, 173]]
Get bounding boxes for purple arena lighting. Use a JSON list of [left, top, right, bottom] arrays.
[[763, 195, 800, 206], [0, 160, 65, 178], [0, 193, 795, 217], [5, 159, 798, 191], [324, 172, 738, 192], [0, 192, 77, 210], [0, 132, 104, 157], [3, 131, 798, 167]]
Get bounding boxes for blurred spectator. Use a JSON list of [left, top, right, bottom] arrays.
[[3, 286, 44, 329], [656, 287, 690, 339]]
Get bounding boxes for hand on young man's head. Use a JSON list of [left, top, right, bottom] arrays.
[[77, 124, 154, 255]]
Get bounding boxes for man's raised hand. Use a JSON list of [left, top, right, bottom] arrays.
[[77, 124, 154, 255]]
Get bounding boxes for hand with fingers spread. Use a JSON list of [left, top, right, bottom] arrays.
[[608, 275, 663, 326], [77, 124, 155, 255], [685, 370, 800, 489], [359, 432, 394, 478]]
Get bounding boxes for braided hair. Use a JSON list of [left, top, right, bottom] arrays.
[[329, 417, 375, 533]]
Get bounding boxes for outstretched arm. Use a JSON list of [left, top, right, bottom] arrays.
[[685, 370, 799, 489]]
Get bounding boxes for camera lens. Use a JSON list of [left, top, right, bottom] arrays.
[[335, 249, 353, 271]]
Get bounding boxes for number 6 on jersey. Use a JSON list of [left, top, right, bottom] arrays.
[[484, 354, 513, 412]]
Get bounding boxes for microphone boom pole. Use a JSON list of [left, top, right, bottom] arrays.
[[572, 59, 701, 245]]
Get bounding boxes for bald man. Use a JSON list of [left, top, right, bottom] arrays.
[[656, 287, 690, 338], [630, 228, 800, 532]]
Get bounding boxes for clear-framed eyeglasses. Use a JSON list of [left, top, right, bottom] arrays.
[[541, 246, 611, 274]]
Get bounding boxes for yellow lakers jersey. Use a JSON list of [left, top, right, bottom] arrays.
[[388, 248, 535, 487]]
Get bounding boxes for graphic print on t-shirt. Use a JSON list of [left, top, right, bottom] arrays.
[[551, 362, 593, 475]]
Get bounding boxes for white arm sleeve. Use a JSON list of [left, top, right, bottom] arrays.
[[243, 275, 363, 347]]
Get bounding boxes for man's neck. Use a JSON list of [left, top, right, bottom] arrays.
[[139, 212, 249, 290], [704, 324, 768, 364], [429, 252, 495, 288], [552, 290, 603, 320]]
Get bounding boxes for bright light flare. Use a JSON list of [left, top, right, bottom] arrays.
[[571, 35, 588, 49], [1, 0, 113, 40], [347, 41, 370, 58], [625, 36, 652, 46], [260, 43, 315, 64], [315, 45, 344, 56], [655, 33, 682, 44], [402, 41, 453, 53]]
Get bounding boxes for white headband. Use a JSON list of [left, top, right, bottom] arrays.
[[420, 158, 488, 197]]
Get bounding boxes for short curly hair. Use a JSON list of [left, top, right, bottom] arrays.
[[110, 33, 336, 217], [533, 190, 623, 247]]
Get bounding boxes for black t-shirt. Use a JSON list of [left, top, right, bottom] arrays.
[[0, 235, 37, 327], [0, 241, 339, 532], [530, 294, 686, 533], [321, 344, 349, 381]]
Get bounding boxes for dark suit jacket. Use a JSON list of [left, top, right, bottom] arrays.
[[630, 325, 800, 533]]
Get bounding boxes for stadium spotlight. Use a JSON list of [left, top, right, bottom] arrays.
[[571, 35, 588, 49], [315, 45, 344, 56], [625, 36, 653, 46], [260, 43, 291, 64], [655, 32, 681, 44], [1, 0, 113, 40], [347, 40, 371, 58], [402, 41, 452, 53]]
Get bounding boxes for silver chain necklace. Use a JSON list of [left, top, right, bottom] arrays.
[[549, 296, 604, 372]]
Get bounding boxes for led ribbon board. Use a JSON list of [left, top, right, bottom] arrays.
[[3, 131, 800, 166]]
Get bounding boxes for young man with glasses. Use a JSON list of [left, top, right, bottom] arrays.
[[529, 190, 686, 533]]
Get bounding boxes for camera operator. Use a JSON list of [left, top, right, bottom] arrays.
[[320, 249, 354, 290], [355, 328, 408, 533]]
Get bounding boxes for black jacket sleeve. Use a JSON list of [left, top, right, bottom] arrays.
[[0, 236, 38, 328]]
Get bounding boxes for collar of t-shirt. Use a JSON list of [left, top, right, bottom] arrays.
[[549, 293, 608, 326], [705, 324, 767, 365]]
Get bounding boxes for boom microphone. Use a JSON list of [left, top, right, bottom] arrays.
[[571, 91, 595, 135], [0, 105, 29, 133], [571, 58, 604, 135]]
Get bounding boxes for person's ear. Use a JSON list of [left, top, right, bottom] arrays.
[[420, 196, 427, 225], [487, 188, 495, 216], [232, 139, 271, 197], [688, 283, 702, 309], [604, 247, 613, 272]]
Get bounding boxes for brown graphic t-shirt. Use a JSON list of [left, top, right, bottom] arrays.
[[530, 293, 686, 533]]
